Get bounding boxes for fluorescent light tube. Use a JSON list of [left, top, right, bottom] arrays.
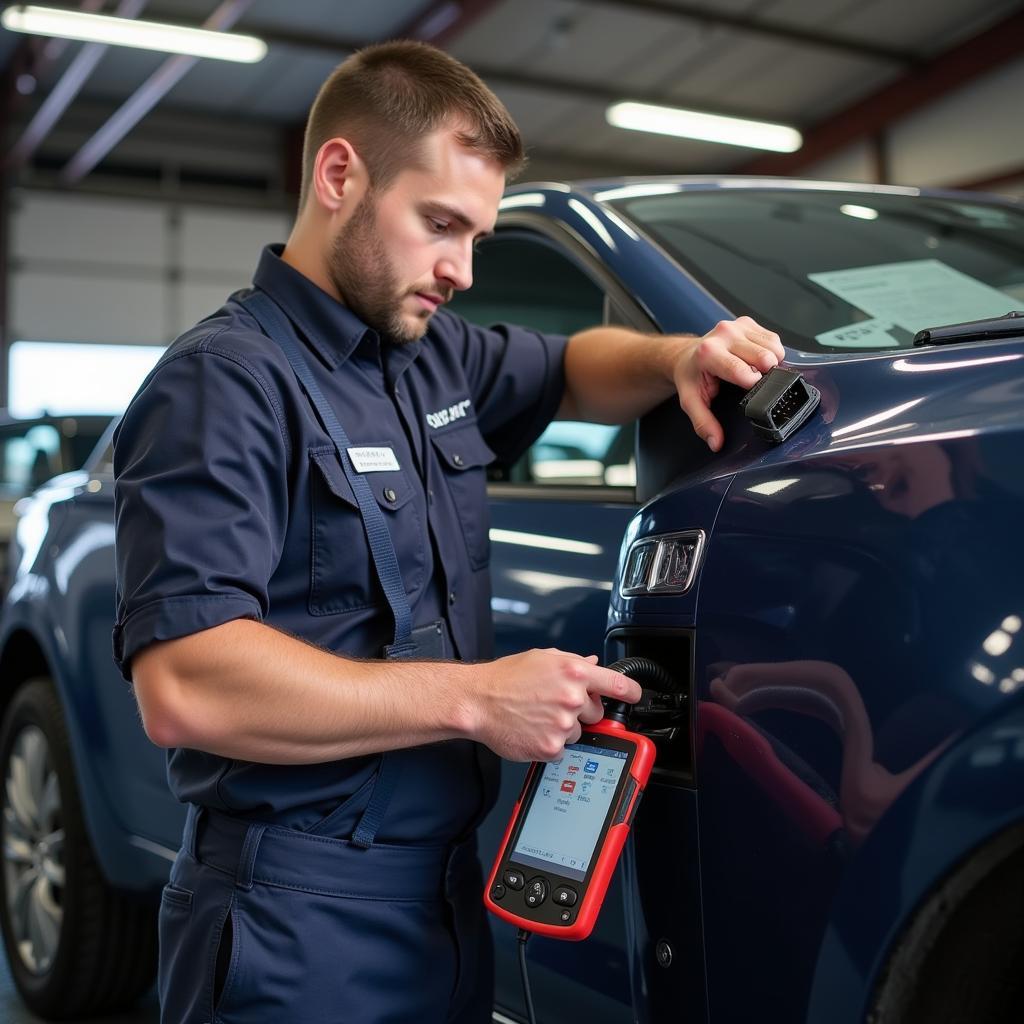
[[1, 4, 267, 63], [606, 100, 802, 153], [840, 204, 879, 220]]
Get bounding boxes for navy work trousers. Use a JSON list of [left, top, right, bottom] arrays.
[[157, 807, 494, 1023]]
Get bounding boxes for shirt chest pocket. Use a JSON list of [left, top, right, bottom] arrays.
[[430, 425, 496, 571], [308, 446, 425, 616]]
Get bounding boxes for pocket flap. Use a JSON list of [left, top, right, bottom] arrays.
[[309, 447, 415, 511], [429, 426, 496, 472]]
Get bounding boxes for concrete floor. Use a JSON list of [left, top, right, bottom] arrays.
[[0, 949, 158, 1023]]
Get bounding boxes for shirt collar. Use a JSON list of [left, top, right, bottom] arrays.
[[250, 243, 376, 370]]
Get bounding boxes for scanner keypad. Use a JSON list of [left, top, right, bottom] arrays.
[[524, 877, 548, 908]]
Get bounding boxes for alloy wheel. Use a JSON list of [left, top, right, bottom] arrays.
[[2, 724, 65, 975]]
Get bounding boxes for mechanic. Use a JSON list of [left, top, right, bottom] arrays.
[[112, 40, 785, 1024]]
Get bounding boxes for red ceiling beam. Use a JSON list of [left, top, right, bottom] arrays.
[[952, 165, 1024, 192], [740, 7, 1024, 176]]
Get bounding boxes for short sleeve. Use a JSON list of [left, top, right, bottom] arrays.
[[112, 341, 289, 682], [440, 312, 569, 465]]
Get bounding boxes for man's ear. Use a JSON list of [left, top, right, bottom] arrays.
[[311, 138, 368, 212]]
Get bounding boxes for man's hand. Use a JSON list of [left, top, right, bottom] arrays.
[[465, 649, 642, 762], [673, 316, 785, 452]]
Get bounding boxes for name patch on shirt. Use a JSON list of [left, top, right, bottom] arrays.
[[347, 447, 401, 473], [426, 399, 472, 430]]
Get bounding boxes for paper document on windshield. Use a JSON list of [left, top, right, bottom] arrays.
[[808, 259, 1015, 335], [814, 318, 898, 348]]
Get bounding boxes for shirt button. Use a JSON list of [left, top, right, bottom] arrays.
[[452, 454, 464, 467], [384, 488, 397, 503], [449, 591, 456, 605], [428, 489, 434, 503]]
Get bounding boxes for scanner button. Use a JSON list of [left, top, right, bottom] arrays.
[[504, 870, 525, 891], [553, 886, 578, 907], [524, 877, 548, 908], [491, 883, 506, 901], [559, 909, 575, 924]]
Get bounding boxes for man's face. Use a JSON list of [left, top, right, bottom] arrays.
[[327, 126, 505, 344]]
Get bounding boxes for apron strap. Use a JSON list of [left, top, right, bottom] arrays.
[[350, 752, 405, 849], [239, 289, 413, 652], [239, 290, 418, 844]]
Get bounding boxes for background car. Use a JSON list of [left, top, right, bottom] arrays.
[[0, 413, 110, 592], [0, 177, 1021, 1021]]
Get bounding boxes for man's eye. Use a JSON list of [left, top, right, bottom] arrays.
[[428, 218, 448, 234]]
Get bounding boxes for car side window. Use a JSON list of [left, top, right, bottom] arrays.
[[0, 424, 62, 496], [448, 233, 636, 490]]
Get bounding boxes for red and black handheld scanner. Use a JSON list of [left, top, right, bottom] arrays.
[[483, 659, 660, 942]]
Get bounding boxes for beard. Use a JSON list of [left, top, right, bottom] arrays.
[[327, 194, 437, 346]]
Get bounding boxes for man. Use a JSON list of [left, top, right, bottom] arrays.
[[113, 40, 784, 1024]]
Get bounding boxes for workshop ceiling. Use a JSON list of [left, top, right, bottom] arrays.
[[2, 0, 1022, 193]]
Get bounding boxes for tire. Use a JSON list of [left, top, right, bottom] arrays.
[[869, 824, 1024, 1024], [0, 677, 157, 1019]]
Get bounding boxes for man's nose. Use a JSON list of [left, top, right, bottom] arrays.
[[436, 243, 473, 293]]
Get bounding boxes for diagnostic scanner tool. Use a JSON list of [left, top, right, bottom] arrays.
[[484, 709, 656, 941]]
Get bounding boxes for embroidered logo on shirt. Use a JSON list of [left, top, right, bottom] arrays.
[[425, 399, 472, 430]]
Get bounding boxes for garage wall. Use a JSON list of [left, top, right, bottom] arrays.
[[8, 189, 291, 346], [889, 59, 1024, 192], [803, 56, 1024, 196]]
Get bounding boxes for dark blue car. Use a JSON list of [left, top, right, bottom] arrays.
[[0, 178, 1022, 1022]]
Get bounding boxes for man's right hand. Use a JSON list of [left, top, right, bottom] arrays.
[[464, 649, 643, 762]]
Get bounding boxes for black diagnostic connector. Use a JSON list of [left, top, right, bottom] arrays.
[[740, 366, 820, 444], [606, 656, 684, 729]]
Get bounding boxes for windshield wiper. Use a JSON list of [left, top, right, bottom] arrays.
[[913, 310, 1024, 346]]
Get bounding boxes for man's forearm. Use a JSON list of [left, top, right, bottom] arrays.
[[132, 619, 472, 764], [559, 327, 693, 423], [131, 618, 644, 765]]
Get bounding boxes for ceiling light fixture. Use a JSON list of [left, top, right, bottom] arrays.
[[606, 101, 802, 153], [840, 204, 880, 220], [0, 4, 267, 63]]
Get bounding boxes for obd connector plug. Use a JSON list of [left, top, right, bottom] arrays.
[[740, 366, 820, 444]]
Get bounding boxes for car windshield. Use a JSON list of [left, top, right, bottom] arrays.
[[602, 186, 1024, 354]]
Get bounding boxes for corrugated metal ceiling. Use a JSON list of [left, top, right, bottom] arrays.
[[2, 0, 1021, 186]]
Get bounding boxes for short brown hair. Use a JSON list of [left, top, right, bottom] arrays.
[[299, 40, 525, 208]]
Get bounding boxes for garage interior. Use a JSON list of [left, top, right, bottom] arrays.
[[3, 0, 1022, 414], [1, 1, 1023, 1021]]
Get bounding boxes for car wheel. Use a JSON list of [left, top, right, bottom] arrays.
[[0, 677, 157, 1019], [869, 823, 1024, 1024]]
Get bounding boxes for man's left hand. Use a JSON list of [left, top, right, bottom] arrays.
[[673, 316, 785, 452]]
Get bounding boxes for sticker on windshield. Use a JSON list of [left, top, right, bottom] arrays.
[[815, 318, 898, 349], [808, 259, 1015, 336]]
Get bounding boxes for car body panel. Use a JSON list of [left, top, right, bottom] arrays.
[[615, 331, 1024, 1020], [807, 694, 1024, 1024]]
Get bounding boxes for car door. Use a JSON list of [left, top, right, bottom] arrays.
[[447, 226, 647, 1023]]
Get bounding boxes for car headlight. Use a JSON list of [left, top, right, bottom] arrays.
[[619, 530, 705, 597]]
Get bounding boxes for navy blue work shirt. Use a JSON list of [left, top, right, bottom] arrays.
[[113, 244, 568, 843]]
